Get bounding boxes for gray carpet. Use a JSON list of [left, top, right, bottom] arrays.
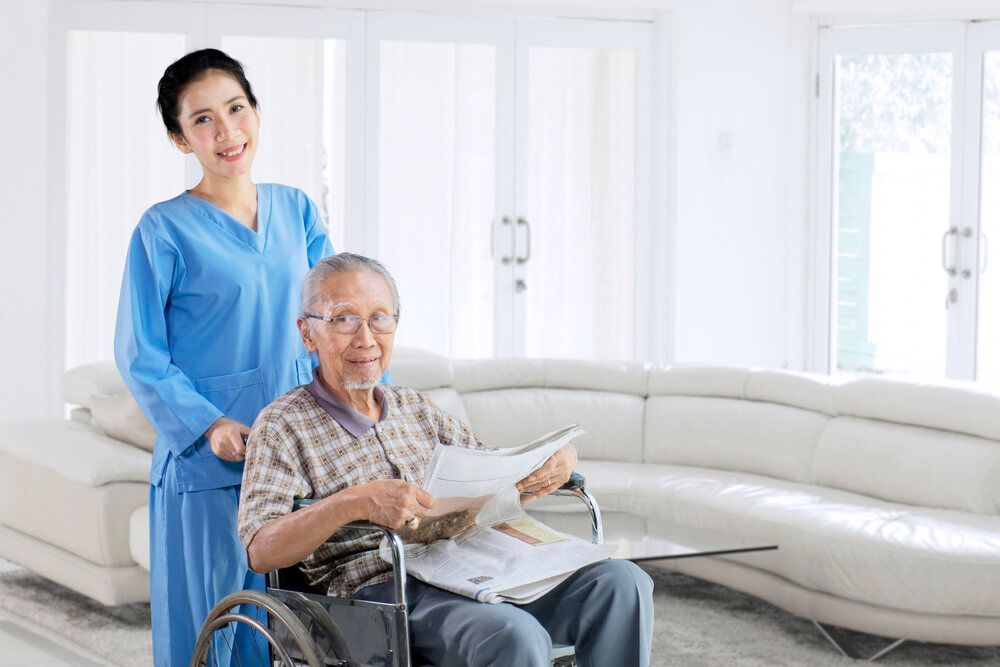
[[0, 567, 997, 666]]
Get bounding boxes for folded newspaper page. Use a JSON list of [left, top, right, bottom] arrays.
[[379, 425, 617, 604]]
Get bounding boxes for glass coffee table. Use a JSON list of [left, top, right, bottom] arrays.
[[528, 508, 778, 561], [606, 521, 778, 562]]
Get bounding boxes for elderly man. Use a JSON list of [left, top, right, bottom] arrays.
[[238, 253, 653, 667]]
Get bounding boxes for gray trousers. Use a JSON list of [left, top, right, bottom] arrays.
[[355, 559, 654, 667]]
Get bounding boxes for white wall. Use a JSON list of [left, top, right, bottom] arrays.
[[0, 0, 52, 420], [667, 0, 811, 369]]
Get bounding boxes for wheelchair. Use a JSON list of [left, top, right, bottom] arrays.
[[190, 473, 604, 667]]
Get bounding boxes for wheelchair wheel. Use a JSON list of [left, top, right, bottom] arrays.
[[190, 589, 324, 667]]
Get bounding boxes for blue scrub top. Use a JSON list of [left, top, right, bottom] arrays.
[[115, 184, 331, 492]]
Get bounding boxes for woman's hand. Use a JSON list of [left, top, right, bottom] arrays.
[[357, 480, 435, 531], [205, 417, 251, 461], [516, 444, 578, 500]]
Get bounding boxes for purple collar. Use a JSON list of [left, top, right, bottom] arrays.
[[304, 372, 387, 438]]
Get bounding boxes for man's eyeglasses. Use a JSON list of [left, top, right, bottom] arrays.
[[303, 313, 399, 335]]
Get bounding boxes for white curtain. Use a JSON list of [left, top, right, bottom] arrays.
[[524, 47, 636, 360], [377, 41, 498, 358], [66, 33, 347, 371], [221, 36, 347, 250], [65, 30, 186, 370]]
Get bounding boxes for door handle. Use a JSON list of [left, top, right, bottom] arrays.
[[941, 226, 958, 276], [516, 217, 532, 264]]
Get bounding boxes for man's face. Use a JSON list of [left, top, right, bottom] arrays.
[[298, 271, 395, 391]]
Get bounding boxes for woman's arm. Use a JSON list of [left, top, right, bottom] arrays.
[[113, 227, 224, 456], [302, 194, 334, 267]]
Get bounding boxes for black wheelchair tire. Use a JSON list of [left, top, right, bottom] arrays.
[[190, 589, 325, 667]]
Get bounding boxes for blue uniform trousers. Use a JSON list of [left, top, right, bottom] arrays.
[[150, 459, 266, 666], [356, 559, 654, 667]]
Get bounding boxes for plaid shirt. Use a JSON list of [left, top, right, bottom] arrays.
[[238, 383, 487, 598]]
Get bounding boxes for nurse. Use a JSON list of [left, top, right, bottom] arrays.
[[114, 48, 377, 665]]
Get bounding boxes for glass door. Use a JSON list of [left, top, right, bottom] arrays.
[[365, 15, 515, 358], [817, 25, 970, 378], [514, 19, 651, 359], [969, 22, 1000, 387]]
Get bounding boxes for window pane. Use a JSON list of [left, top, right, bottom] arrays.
[[221, 36, 348, 251], [524, 47, 636, 360], [65, 30, 186, 370], [834, 52, 952, 377], [977, 52, 1000, 385], [377, 41, 497, 358]]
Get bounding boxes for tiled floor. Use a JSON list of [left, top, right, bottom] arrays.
[[0, 559, 111, 667]]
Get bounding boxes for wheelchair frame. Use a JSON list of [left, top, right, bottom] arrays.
[[192, 474, 603, 667]]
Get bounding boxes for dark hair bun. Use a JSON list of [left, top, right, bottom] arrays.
[[157, 48, 259, 136]]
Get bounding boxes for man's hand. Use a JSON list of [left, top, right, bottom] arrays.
[[517, 444, 578, 500], [359, 480, 435, 530], [205, 417, 250, 461]]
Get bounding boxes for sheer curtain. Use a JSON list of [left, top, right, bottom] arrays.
[[377, 41, 498, 358], [64, 31, 186, 370], [221, 37, 348, 250], [65, 33, 348, 371], [523, 48, 636, 360]]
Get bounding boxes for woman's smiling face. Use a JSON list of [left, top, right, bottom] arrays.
[[171, 70, 259, 179]]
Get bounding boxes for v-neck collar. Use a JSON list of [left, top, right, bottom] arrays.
[[182, 184, 271, 253]]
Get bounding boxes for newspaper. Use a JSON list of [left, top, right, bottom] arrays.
[[379, 425, 617, 604]]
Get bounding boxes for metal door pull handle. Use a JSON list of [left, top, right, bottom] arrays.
[[941, 226, 958, 276], [516, 217, 532, 264]]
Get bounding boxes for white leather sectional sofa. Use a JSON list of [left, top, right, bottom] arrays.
[[1, 347, 999, 647]]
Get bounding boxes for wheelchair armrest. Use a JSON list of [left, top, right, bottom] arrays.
[[289, 499, 409, 607], [558, 470, 587, 491], [549, 471, 604, 545]]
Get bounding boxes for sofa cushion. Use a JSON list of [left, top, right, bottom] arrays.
[[0, 452, 148, 567], [837, 375, 1000, 442], [812, 416, 1000, 515], [0, 418, 150, 485], [647, 365, 750, 398], [62, 361, 127, 408], [453, 358, 648, 396], [462, 388, 645, 462], [744, 369, 840, 416], [643, 396, 828, 483], [388, 346, 454, 390], [574, 460, 1000, 617], [90, 393, 156, 452]]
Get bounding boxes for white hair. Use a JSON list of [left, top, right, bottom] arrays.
[[300, 253, 401, 317]]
